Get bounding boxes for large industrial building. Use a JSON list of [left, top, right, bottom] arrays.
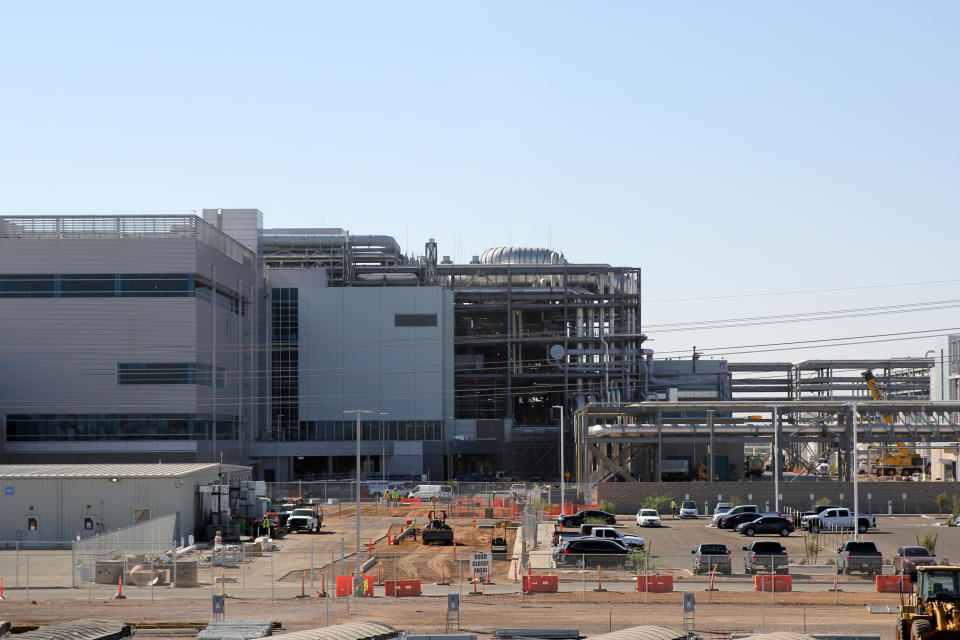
[[0, 210, 650, 481], [0, 210, 951, 486], [0, 216, 261, 465]]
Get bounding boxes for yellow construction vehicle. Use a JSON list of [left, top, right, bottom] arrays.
[[863, 370, 925, 477], [897, 565, 960, 640]]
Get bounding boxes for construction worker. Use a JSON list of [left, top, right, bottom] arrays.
[[392, 488, 400, 507], [411, 518, 418, 541], [430, 494, 437, 511], [261, 514, 270, 537], [670, 499, 677, 518]]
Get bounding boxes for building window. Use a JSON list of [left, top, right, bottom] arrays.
[[118, 363, 193, 385], [395, 313, 438, 327], [118, 274, 193, 297], [5, 414, 239, 441], [59, 274, 117, 297], [117, 363, 226, 386], [0, 273, 242, 312], [0, 275, 55, 297], [271, 288, 299, 437]]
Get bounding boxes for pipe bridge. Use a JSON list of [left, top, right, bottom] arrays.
[[575, 400, 960, 488]]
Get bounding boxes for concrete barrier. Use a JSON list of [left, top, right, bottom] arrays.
[[384, 579, 422, 596], [336, 575, 373, 597], [635, 575, 673, 592], [522, 575, 559, 593], [754, 575, 792, 592], [876, 575, 913, 592]]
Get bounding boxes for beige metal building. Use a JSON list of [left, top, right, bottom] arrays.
[[0, 463, 250, 543]]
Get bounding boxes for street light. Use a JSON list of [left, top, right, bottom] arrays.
[[344, 409, 373, 586], [275, 413, 284, 483], [552, 404, 565, 517], [380, 412, 389, 488]]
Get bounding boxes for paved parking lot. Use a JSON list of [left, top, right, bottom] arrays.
[[611, 511, 959, 572]]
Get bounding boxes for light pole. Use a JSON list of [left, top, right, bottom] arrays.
[[380, 412, 388, 488], [553, 405, 565, 516], [344, 409, 373, 584], [275, 413, 284, 483]]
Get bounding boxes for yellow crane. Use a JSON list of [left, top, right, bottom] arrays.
[[862, 370, 924, 477]]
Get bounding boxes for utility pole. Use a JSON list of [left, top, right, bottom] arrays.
[[344, 409, 373, 585], [553, 405, 565, 516]]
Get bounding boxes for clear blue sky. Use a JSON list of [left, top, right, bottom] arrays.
[[1, 2, 957, 362]]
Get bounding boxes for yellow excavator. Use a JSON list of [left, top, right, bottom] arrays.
[[897, 565, 960, 640], [863, 370, 924, 477]]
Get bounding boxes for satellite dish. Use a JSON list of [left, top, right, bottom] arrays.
[[549, 344, 565, 360]]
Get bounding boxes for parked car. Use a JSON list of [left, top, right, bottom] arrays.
[[287, 507, 322, 532], [713, 502, 733, 516], [894, 546, 937, 573], [836, 540, 883, 576], [407, 484, 455, 501], [713, 504, 760, 526], [636, 509, 662, 527], [735, 516, 795, 537], [719, 512, 763, 530], [553, 538, 633, 568], [558, 510, 616, 528], [679, 501, 699, 519], [563, 526, 644, 549], [692, 543, 732, 575], [743, 541, 789, 575], [368, 481, 410, 498]]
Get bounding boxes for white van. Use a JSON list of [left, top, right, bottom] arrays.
[[407, 484, 454, 501]]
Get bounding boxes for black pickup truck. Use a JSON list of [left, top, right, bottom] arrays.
[[743, 541, 789, 575], [836, 541, 883, 576]]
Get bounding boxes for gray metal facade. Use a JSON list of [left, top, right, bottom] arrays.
[[0, 216, 261, 464]]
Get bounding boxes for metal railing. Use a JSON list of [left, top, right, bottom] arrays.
[[0, 215, 253, 264]]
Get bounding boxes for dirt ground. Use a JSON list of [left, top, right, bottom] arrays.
[[0, 591, 904, 639], [278, 506, 518, 584]]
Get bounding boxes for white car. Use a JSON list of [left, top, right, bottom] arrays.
[[713, 502, 732, 516], [636, 509, 662, 527], [679, 501, 699, 519]]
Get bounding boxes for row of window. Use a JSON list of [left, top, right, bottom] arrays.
[[271, 420, 442, 442], [272, 288, 300, 430], [5, 414, 240, 441], [117, 363, 226, 388], [0, 274, 244, 314]]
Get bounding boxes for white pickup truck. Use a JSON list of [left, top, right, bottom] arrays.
[[801, 507, 876, 534], [286, 507, 322, 533]]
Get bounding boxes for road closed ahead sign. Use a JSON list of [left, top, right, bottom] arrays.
[[470, 552, 490, 576]]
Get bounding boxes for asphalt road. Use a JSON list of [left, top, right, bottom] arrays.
[[612, 511, 957, 572]]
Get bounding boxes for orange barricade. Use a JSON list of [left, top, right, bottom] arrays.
[[876, 575, 913, 592], [384, 579, 422, 596], [336, 575, 373, 597], [635, 575, 674, 592], [754, 575, 792, 592], [522, 575, 559, 593]]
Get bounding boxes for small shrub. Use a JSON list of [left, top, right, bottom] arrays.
[[804, 533, 822, 563], [917, 532, 938, 555], [627, 547, 663, 572], [952, 496, 960, 520], [729, 496, 743, 507], [641, 495, 673, 514], [583, 516, 609, 525], [597, 499, 616, 513], [825, 558, 836, 566], [814, 496, 832, 508], [936, 492, 949, 515]]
